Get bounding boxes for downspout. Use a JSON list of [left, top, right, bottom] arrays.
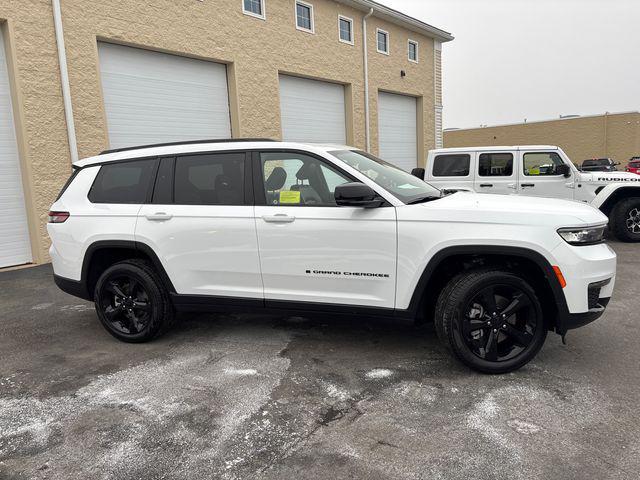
[[52, 0, 79, 163], [362, 7, 374, 152]]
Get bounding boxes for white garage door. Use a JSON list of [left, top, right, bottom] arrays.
[[279, 75, 346, 144], [378, 92, 417, 172], [98, 43, 231, 149], [0, 34, 31, 268]]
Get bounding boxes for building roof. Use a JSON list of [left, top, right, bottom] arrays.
[[448, 111, 640, 132], [337, 0, 454, 42]]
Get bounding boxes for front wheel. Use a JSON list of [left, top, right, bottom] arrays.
[[94, 259, 175, 342], [434, 269, 547, 374], [610, 198, 640, 242]]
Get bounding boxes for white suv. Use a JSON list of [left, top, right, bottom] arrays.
[[48, 140, 617, 373]]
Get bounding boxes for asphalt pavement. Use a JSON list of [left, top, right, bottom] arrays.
[[0, 241, 638, 479]]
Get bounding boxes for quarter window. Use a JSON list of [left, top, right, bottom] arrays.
[[377, 29, 389, 54], [432, 154, 471, 177], [478, 153, 514, 177], [523, 152, 565, 176], [408, 40, 418, 62], [88, 159, 157, 204], [339, 16, 353, 44], [261, 152, 350, 207], [296, 1, 314, 33], [243, 0, 265, 19], [174, 153, 245, 205]]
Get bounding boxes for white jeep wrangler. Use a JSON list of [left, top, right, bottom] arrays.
[[419, 145, 640, 242], [48, 140, 616, 373]]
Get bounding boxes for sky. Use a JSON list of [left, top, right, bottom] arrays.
[[382, 0, 640, 129]]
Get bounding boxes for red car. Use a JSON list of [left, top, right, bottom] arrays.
[[626, 157, 640, 175]]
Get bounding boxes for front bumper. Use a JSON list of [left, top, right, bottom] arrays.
[[551, 241, 616, 334]]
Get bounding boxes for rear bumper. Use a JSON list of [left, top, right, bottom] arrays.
[[54, 274, 91, 301]]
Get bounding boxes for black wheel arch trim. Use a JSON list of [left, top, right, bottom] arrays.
[[75, 240, 176, 299], [406, 245, 571, 331], [60, 242, 581, 334]]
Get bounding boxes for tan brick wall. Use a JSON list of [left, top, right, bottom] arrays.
[[444, 112, 640, 168], [2, 0, 442, 264]]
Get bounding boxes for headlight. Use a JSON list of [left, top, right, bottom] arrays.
[[558, 224, 607, 245]]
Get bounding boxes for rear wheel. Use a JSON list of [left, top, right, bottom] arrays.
[[611, 198, 640, 242], [94, 259, 175, 342], [435, 269, 547, 374]]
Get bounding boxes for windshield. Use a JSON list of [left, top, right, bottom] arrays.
[[330, 150, 441, 204]]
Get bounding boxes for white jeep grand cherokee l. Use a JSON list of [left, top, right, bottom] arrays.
[[48, 139, 617, 373]]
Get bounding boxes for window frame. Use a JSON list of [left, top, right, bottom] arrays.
[[338, 15, 354, 45], [251, 149, 361, 208], [408, 39, 419, 63], [432, 154, 472, 178], [295, 1, 315, 34], [522, 151, 566, 177], [242, 0, 266, 20], [376, 28, 389, 55]]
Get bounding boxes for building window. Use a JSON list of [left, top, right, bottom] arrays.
[[243, 0, 265, 19], [408, 40, 419, 62], [376, 29, 389, 55], [338, 15, 354, 44], [296, 1, 314, 33]]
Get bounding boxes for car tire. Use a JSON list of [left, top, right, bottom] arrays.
[[434, 269, 547, 374], [94, 259, 175, 343], [610, 198, 640, 242]]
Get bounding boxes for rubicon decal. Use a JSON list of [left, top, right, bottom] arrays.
[[305, 269, 390, 278], [597, 177, 640, 182]]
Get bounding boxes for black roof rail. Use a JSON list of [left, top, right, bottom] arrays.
[[100, 138, 276, 155]]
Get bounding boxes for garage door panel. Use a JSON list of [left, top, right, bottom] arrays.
[[279, 75, 346, 144], [0, 33, 32, 268], [98, 43, 231, 149], [378, 92, 417, 172]]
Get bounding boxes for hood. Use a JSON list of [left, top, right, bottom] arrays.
[[406, 192, 608, 227], [579, 170, 640, 184]]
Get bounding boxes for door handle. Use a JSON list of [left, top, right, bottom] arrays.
[[145, 212, 173, 221], [479, 184, 493, 188], [521, 183, 535, 188], [262, 214, 296, 224]]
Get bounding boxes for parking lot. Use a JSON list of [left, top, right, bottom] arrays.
[[0, 241, 638, 480]]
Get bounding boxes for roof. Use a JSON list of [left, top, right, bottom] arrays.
[[431, 145, 560, 153], [448, 111, 640, 132], [75, 140, 359, 168], [337, 0, 454, 42]]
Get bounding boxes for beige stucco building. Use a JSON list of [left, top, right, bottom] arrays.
[[445, 111, 640, 168], [0, 0, 452, 269]]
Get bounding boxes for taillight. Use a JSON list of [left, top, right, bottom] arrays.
[[48, 211, 70, 223]]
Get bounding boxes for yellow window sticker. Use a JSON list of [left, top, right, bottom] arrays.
[[279, 190, 301, 204], [530, 167, 540, 175]]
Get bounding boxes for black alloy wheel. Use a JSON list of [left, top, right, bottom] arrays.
[[99, 275, 152, 336], [94, 259, 175, 342], [435, 269, 547, 374], [461, 284, 537, 363]]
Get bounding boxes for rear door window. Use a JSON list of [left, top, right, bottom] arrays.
[[432, 154, 471, 177], [174, 153, 245, 205], [88, 159, 158, 204], [478, 153, 514, 177]]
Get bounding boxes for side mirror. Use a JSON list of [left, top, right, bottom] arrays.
[[335, 183, 384, 208], [411, 168, 425, 180], [557, 164, 572, 178]]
